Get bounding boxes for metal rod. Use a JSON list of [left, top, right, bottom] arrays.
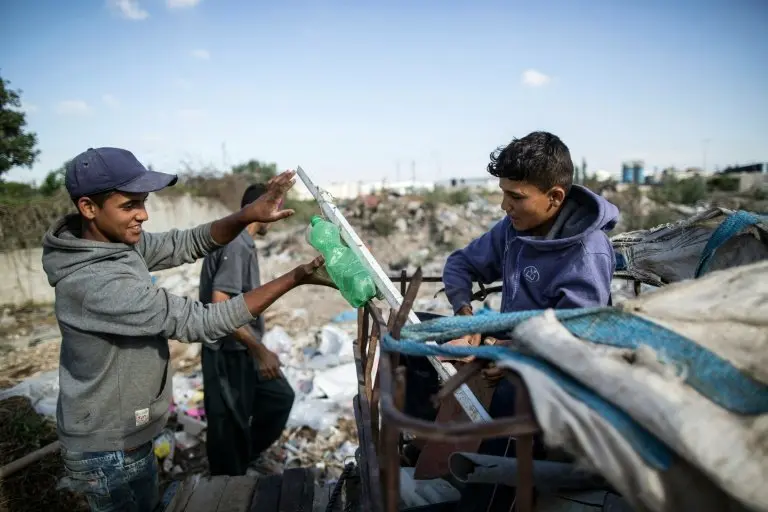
[[296, 166, 490, 423]]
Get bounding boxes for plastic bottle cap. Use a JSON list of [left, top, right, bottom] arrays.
[[310, 215, 324, 226]]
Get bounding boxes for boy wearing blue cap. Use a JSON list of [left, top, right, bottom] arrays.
[[42, 147, 323, 511]]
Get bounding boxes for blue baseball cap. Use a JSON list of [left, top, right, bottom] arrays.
[[65, 147, 178, 199]]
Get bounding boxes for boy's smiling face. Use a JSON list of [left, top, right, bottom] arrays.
[[499, 178, 565, 233], [77, 191, 150, 245]]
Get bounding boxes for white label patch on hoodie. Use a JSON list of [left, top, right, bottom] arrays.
[[135, 408, 150, 426]]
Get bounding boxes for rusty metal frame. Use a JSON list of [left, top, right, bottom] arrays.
[[353, 269, 549, 512]]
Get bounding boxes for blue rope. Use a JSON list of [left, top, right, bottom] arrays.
[[389, 308, 768, 415], [695, 210, 766, 278], [381, 331, 673, 470]]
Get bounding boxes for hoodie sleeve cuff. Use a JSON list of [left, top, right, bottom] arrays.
[[446, 289, 473, 315], [231, 293, 255, 325], [202, 222, 224, 249]]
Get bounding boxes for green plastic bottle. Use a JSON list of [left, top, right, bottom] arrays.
[[307, 215, 378, 308]]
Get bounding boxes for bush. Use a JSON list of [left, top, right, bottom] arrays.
[[708, 174, 740, 193], [160, 169, 251, 211], [284, 198, 321, 226], [649, 174, 708, 205], [423, 187, 471, 207], [371, 214, 395, 237], [0, 191, 75, 250]]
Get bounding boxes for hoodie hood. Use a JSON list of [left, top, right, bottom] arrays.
[[518, 184, 619, 251], [42, 214, 136, 287]]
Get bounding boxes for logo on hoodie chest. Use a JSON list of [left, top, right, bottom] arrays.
[[522, 266, 540, 283]]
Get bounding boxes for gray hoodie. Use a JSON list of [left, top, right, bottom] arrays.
[[42, 214, 254, 451]]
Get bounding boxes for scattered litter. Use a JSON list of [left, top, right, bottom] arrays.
[[177, 412, 207, 437], [287, 399, 341, 431], [174, 430, 200, 451], [262, 326, 295, 355], [0, 369, 59, 418], [313, 363, 358, 403], [332, 310, 357, 323], [399, 467, 461, 508], [318, 325, 354, 361]]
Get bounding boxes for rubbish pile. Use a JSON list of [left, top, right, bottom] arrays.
[[152, 316, 363, 483]]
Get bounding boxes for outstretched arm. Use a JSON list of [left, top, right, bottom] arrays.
[[137, 171, 298, 271], [78, 256, 325, 344]]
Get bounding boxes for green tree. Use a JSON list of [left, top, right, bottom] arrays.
[[231, 160, 277, 182], [39, 164, 67, 196], [0, 74, 40, 176]]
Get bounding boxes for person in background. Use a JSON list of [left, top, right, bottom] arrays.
[[199, 183, 296, 477], [42, 147, 323, 511]]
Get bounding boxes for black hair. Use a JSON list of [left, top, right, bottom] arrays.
[[487, 131, 573, 192], [72, 190, 115, 208], [241, 183, 268, 208]]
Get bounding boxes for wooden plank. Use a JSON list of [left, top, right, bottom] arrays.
[[278, 467, 315, 512], [216, 475, 258, 512], [353, 394, 384, 512], [168, 474, 201, 512], [250, 474, 282, 512], [185, 476, 229, 512]]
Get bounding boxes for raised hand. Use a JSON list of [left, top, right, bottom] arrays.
[[242, 170, 297, 223]]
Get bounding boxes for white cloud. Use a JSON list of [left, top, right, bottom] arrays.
[[55, 100, 92, 116], [167, 0, 201, 8], [190, 49, 210, 60], [109, 0, 149, 20], [521, 69, 551, 88], [102, 94, 120, 108]]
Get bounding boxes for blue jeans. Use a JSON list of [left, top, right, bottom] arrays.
[[59, 441, 159, 512]]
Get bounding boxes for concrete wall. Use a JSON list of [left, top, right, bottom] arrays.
[[737, 172, 768, 193], [0, 194, 232, 307]]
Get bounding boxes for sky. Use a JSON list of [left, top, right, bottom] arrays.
[[1, 0, 766, 186]]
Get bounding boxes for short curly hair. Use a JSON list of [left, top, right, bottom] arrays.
[[487, 131, 574, 193], [241, 183, 268, 208]]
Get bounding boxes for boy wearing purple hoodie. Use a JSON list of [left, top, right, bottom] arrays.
[[441, 131, 619, 508], [443, 130, 618, 347]]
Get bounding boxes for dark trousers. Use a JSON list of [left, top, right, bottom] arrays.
[[201, 346, 295, 476]]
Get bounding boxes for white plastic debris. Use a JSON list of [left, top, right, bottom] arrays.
[[262, 326, 295, 355], [0, 369, 59, 418], [313, 362, 358, 403], [287, 399, 341, 432]]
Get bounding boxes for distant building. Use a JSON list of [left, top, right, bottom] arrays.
[[717, 162, 768, 193], [621, 160, 645, 184], [292, 178, 435, 201], [435, 176, 497, 192], [720, 163, 767, 175]]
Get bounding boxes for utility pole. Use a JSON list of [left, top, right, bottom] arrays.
[[411, 160, 416, 186], [702, 138, 711, 174], [221, 142, 230, 171]]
